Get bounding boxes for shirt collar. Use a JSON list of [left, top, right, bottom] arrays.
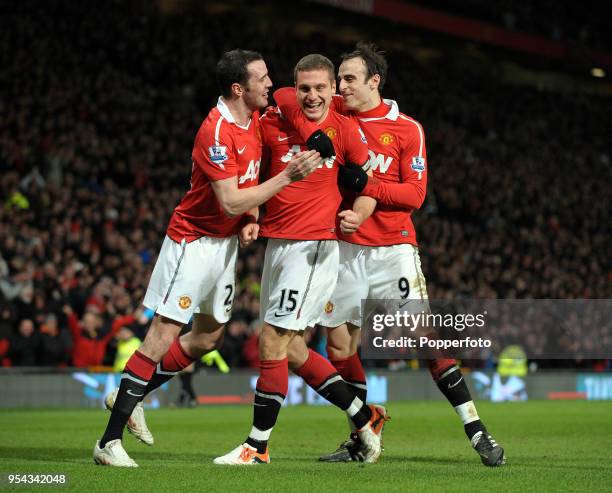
[[357, 98, 400, 122], [217, 96, 251, 129]]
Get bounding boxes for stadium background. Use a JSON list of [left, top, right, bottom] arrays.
[[1, 0, 611, 402]]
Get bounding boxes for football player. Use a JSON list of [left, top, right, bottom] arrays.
[[274, 42, 505, 467], [214, 54, 386, 465]]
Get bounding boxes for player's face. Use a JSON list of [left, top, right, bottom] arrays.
[[243, 60, 273, 110], [296, 69, 336, 123], [338, 57, 374, 111]]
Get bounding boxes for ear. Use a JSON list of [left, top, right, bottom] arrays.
[[331, 81, 337, 93], [369, 74, 381, 91], [231, 82, 243, 97]]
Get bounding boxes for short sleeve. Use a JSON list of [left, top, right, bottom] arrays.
[[192, 122, 238, 182]]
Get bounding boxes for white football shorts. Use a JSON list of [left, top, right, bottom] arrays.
[[260, 239, 339, 331], [143, 235, 238, 324], [320, 241, 429, 328]]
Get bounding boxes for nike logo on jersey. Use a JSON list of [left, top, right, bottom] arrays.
[[277, 135, 294, 141], [126, 389, 144, 397], [448, 377, 463, 389], [237, 146, 247, 154]]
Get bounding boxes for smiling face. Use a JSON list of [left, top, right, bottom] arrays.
[[338, 56, 380, 112], [296, 68, 336, 123], [242, 59, 273, 111]]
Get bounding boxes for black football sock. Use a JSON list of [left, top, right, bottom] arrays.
[[100, 351, 156, 447], [433, 364, 485, 440]]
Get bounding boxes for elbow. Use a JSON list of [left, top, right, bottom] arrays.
[[217, 196, 241, 218], [223, 206, 241, 218], [222, 201, 246, 218]]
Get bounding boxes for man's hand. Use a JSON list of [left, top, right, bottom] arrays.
[[338, 163, 369, 192], [284, 149, 321, 182], [239, 222, 260, 247], [306, 130, 335, 159], [338, 209, 365, 234]]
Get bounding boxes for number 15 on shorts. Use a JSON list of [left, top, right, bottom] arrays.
[[274, 288, 299, 317]]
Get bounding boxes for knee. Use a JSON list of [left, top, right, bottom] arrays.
[[259, 324, 291, 361], [329, 323, 362, 359], [326, 343, 352, 360], [326, 334, 352, 360], [140, 317, 182, 360], [189, 330, 225, 356], [287, 340, 308, 371]]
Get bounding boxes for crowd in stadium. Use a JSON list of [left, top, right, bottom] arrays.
[[1, 1, 610, 369]]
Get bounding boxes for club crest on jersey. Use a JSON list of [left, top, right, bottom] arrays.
[[325, 127, 338, 139], [358, 127, 368, 144], [411, 156, 426, 172], [178, 296, 192, 309], [379, 132, 394, 146], [208, 145, 228, 167], [325, 301, 334, 314]]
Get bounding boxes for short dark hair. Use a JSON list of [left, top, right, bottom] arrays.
[[216, 49, 264, 98], [294, 54, 335, 84], [340, 42, 388, 91]]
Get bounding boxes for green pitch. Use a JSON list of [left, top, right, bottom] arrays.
[[1, 401, 611, 492]]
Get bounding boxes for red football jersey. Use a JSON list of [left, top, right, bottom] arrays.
[[166, 98, 262, 242], [273, 89, 427, 247], [340, 99, 427, 247], [259, 109, 368, 240]]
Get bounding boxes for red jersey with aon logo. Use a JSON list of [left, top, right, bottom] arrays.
[[273, 89, 427, 247], [166, 97, 262, 242], [341, 98, 427, 247], [259, 108, 368, 240]]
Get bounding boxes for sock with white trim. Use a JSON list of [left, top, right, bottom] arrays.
[[143, 338, 195, 398], [329, 352, 367, 402], [245, 358, 288, 454], [430, 360, 485, 439], [329, 352, 368, 432], [295, 349, 371, 430], [100, 350, 156, 447]]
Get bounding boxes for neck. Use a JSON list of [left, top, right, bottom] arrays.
[[314, 107, 330, 125], [358, 92, 383, 113], [221, 96, 253, 126]]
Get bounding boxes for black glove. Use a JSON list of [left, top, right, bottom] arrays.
[[306, 129, 334, 159], [337, 163, 369, 193]]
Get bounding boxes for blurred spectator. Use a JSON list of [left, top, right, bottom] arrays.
[[9, 319, 39, 366], [220, 319, 250, 368], [242, 324, 261, 369], [38, 314, 70, 366], [64, 305, 134, 367], [112, 326, 142, 373]]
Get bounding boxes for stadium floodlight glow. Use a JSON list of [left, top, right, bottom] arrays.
[[590, 67, 606, 78]]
